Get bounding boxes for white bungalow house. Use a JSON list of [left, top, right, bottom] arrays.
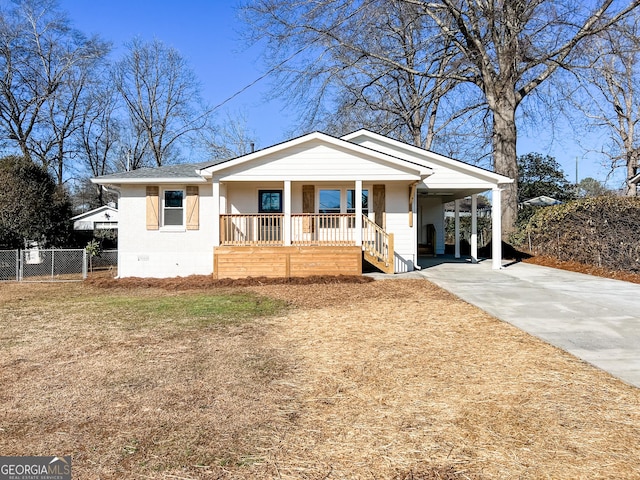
[[92, 130, 513, 279], [71, 204, 119, 231]]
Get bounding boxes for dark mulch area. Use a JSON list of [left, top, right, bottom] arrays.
[[85, 274, 375, 290], [524, 255, 640, 285]]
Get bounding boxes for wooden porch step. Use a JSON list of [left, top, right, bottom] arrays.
[[363, 250, 394, 274]]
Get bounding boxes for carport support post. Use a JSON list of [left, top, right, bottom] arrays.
[[454, 199, 461, 259], [471, 194, 478, 264], [492, 188, 502, 269]]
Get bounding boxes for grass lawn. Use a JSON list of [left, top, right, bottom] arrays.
[[1, 279, 639, 479]]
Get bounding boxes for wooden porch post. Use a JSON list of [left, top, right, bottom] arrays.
[[492, 188, 502, 269], [283, 180, 291, 246], [212, 178, 220, 247], [355, 180, 363, 246], [454, 199, 461, 259], [471, 194, 478, 264]]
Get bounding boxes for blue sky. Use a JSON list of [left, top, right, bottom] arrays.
[[60, 0, 294, 147], [59, 0, 620, 186]]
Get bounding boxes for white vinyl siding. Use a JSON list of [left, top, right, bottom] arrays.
[[217, 142, 422, 181]]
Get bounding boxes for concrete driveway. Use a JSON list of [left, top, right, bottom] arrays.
[[416, 258, 640, 388]]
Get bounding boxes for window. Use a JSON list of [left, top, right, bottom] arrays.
[[163, 190, 184, 226], [258, 190, 282, 213], [319, 189, 341, 214], [347, 189, 369, 215]]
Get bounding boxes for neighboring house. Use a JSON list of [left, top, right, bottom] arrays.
[[92, 130, 513, 279], [71, 204, 119, 231], [520, 195, 562, 207]]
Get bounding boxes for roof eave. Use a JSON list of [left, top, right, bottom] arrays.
[[91, 177, 208, 185]]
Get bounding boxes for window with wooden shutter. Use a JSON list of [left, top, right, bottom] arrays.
[[146, 186, 159, 230], [186, 186, 199, 230]]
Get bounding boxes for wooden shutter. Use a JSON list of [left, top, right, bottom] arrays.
[[302, 185, 315, 233], [146, 186, 159, 230], [373, 184, 385, 229], [186, 186, 199, 230]]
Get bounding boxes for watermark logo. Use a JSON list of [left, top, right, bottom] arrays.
[[0, 456, 71, 480]]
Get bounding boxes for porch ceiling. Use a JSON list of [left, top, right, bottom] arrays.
[[417, 187, 492, 201]]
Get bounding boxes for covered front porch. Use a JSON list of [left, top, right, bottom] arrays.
[[213, 212, 394, 278]]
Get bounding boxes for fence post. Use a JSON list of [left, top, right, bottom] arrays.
[[82, 248, 87, 279], [15, 249, 19, 282], [51, 249, 55, 279], [18, 249, 22, 281]]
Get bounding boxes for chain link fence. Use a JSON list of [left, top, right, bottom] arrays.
[[89, 249, 118, 271], [0, 249, 92, 282], [0, 250, 19, 281], [21, 248, 87, 282], [0, 248, 120, 282]]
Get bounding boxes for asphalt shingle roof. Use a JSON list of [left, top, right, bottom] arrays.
[[94, 158, 230, 181]]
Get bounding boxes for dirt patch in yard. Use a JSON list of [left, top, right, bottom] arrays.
[[85, 273, 374, 290], [1, 280, 639, 479]]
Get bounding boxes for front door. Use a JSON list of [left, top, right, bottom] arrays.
[[258, 190, 282, 242]]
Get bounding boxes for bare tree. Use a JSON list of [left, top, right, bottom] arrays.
[[322, 3, 467, 150], [242, 0, 476, 151], [112, 38, 210, 167], [243, 0, 640, 232], [571, 17, 640, 196], [199, 110, 258, 159], [0, 0, 108, 183], [411, 0, 640, 231], [76, 79, 121, 205]]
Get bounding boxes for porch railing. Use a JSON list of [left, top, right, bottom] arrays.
[[220, 214, 283, 246], [220, 213, 393, 269], [362, 215, 393, 270], [221, 213, 358, 246], [291, 213, 356, 246]]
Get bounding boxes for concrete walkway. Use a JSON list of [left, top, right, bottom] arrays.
[[414, 258, 640, 388]]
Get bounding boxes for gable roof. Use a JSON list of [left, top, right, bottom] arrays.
[[91, 129, 514, 187], [341, 129, 513, 185], [71, 204, 118, 221], [197, 131, 433, 179]]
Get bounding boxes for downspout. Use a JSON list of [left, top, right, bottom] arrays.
[[408, 181, 419, 227], [409, 181, 419, 270]]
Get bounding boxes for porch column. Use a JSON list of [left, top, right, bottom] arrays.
[[471, 194, 478, 264], [354, 180, 363, 246], [212, 178, 220, 247], [454, 199, 461, 259], [492, 187, 502, 269], [283, 180, 291, 246]]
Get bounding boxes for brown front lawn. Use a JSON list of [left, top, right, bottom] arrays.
[[1, 279, 639, 479]]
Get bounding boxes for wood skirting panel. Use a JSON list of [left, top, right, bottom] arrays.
[[213, 246, 362, 279]]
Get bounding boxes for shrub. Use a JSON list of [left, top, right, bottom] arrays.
[[515, 196, 640, 273]]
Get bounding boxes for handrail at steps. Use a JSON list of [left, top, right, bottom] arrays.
[[362, 215, 394, 273]]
